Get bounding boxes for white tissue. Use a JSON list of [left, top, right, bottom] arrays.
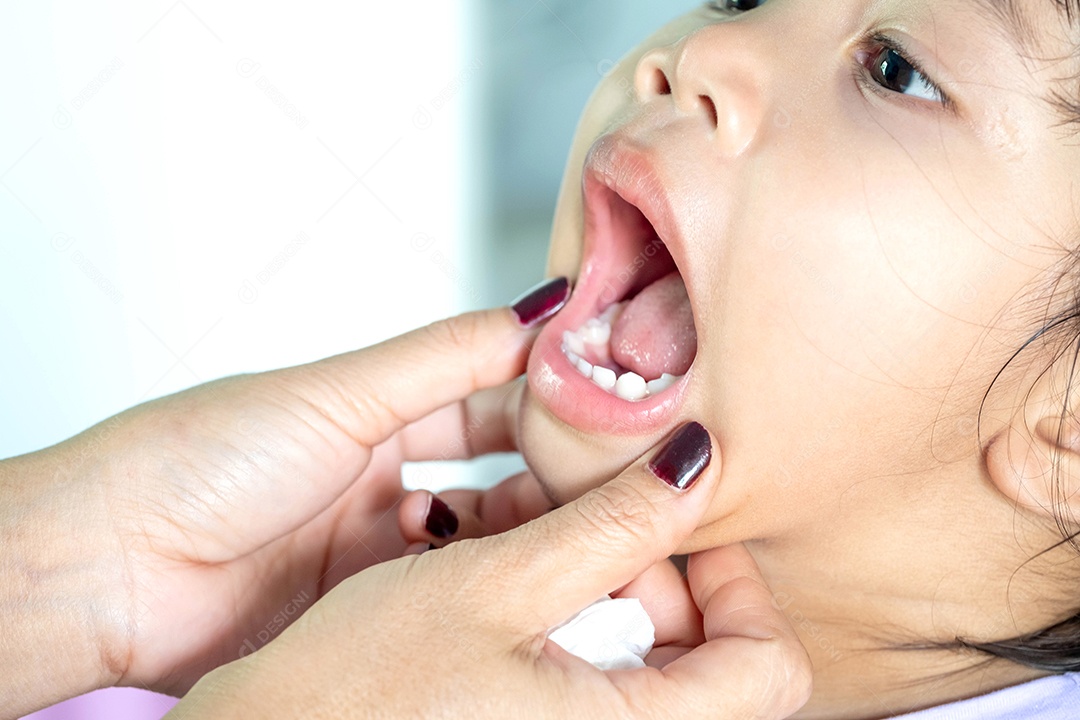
[[547, 596, 655, 670]]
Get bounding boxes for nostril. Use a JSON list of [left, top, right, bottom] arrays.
[[648, 68, 672, 96], [698, 94, 718, 128]]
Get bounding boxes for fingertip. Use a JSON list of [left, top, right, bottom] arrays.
[[398, 490, 435, 544], [646, 422, 714, 493], [424, 494, 459, 540], [510, 277, 571, 329], [402, 489, 495, 547]]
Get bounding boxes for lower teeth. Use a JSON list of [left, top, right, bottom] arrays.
[[561, 304, 684, 402]]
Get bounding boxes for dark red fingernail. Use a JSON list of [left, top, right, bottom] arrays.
[[647, 422, 711, 491], [425, 496, 459, 539], [511, 277, 571, 329]]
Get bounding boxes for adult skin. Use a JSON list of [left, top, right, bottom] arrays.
[[1, 300, 810, 719]]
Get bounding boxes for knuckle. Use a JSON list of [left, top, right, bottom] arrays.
[[571, 482, 658, 548], [422, 313, 482, 355], [749, 638, 814, 718], [298, 361, 402, 444], [447, 535, 516, 601], [417, 314, 485, 390]]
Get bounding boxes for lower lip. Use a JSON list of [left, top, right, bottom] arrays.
[[526, 311, 689, 436]]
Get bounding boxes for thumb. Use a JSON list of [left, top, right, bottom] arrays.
[[485, 422, 717, 630]]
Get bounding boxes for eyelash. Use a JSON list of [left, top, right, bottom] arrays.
[[704, 0, 762, 12], [701, 3, 956, 114], [856, 34, 955, 114]]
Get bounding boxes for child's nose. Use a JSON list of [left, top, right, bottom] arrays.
[[633, 23, 768, 158]]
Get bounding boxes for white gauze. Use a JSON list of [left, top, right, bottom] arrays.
[[547, 596, 655, 671]]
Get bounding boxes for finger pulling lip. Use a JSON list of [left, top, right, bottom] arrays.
[[526, 134, 695, 436]]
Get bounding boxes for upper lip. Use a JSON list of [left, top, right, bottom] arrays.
[[577, 130, 695, 319]]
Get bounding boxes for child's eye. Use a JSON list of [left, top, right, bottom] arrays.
[[865, 47, 940, 102], [704, 0, 769, 14], [860, 39, 948, 107]]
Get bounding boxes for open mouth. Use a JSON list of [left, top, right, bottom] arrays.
[[560, 183, 698, 402], [525, 137, 700, 437]]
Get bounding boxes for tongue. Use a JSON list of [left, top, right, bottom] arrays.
[[610, 270, 697, 380]]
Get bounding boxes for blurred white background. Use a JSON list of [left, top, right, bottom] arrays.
[[2, 1, 696, 717], [1, 1, 476, 460]]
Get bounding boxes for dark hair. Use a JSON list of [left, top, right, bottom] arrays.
[[932, 304, 1080, 671], [951, 606, 1080, 672], [905, 0, 1080, 675]]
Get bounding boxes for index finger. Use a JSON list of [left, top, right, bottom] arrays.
[[279, 278, 569, 449]]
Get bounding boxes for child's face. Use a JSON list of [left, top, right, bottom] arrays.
[[517, 1, 1080, 548]]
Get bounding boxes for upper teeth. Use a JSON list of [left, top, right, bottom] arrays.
[[560, 307, 684, 402], [579, 319, 611, 346]]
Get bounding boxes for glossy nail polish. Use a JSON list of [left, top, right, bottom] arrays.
[[647, 422, 712, 491], [425, 496, 459, 539], [511, 277, 571, 329]]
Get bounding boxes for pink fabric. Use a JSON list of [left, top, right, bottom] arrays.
[[22, 689, 176, 720]]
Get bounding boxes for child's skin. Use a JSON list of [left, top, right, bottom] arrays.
[[510, 1, 1080, 717]]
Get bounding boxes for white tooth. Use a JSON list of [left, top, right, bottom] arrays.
[[580, 318, 611, 347], [599, 303, 623, 324], [646, 373, 679, 396], [565, 349, 581, 365], [576, 358, 594, 377], [589, 340, 613, 366], [615, 372, 648, 401], [563, 330, 586, 358], [591, 366, 617, 390]]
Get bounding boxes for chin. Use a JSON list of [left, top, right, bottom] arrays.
[[516, 388, 643, 507], [518, 386, 744, 555]]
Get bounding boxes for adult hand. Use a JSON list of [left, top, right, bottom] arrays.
[[0, 278, 570, 718], [173, 423, 813, 719]]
